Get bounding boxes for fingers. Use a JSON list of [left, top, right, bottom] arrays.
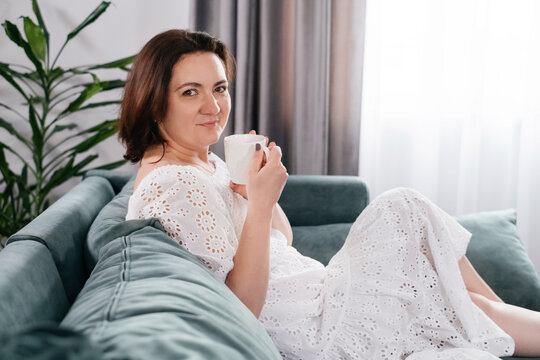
[[267, 144, 282, 163]]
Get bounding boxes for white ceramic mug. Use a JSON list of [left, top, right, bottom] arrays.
[[224, 134, 269, 184]]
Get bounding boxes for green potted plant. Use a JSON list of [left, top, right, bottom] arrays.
[[0, 0, 134, 245]]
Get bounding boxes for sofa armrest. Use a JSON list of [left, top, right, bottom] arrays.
[[7, 175, 115, 303], [0, 241, 69, 336], [279, 175, 369, 226], [84, 169, 135, 194]]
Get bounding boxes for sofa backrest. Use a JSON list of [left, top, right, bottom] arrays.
[[6, 176, 115, 303], [279, 175, 369, 226], [279, 175, 369, 265], [85, 177, 137, 273]]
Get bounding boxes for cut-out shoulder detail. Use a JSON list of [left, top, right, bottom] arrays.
[[132, 153, 220, 193], [126, 156, 514, 359]]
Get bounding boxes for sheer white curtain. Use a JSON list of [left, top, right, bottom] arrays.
[[360, 0, 540, 273]]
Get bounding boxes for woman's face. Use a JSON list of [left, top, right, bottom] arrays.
[[159, 51, 231, 151]]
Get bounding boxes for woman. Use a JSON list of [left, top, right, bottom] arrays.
[[120, 29, 540, 359]]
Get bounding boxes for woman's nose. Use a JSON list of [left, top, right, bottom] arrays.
[[200, 93, 220, 115]]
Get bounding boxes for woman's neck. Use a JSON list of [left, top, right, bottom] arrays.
[[142, 142, 214, 174], [165, 142, 210, 164]]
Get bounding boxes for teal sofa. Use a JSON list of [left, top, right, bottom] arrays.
[[1, 170, 539, 359]]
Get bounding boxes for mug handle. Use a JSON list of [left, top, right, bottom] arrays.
[[262, 146, 270, 161]]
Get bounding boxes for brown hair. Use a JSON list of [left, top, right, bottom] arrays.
[[118, 29, 236, 163]]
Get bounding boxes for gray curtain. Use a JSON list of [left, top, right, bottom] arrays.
[[191, 0, 365, 175]]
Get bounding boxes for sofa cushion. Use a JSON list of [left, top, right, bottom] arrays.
[[7, 176, 115, 303], [0, 241, 69, 336], [292, 223, 352, 265], [63, 220, 281, 359], [0, 323, 102, 360], [280, 175, 369, 226], [85, 177, 135, 273], [457, 209, 540, 311]]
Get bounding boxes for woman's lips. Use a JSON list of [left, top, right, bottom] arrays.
[[200, 121, 219, 128]]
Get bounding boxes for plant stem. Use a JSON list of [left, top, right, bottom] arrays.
[[51, 40, 68, 70]]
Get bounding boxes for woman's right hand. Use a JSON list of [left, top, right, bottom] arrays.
[[246, 142, 288, 212]]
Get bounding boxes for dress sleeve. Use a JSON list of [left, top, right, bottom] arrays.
[[130, 166, 238, 281]]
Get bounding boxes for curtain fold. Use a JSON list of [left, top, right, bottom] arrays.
[[190, 0, 365, 175]]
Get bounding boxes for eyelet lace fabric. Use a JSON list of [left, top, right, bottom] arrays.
[[126, 153, 514, 360]]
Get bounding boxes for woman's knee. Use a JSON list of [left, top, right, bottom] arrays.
[[373, 187, 427, 209]]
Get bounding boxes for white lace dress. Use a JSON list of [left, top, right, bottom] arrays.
[[126, 153, 514, 360]]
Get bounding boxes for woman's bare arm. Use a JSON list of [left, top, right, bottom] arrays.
[[225, 144, 288, 317], [225, 206, 272, 317]]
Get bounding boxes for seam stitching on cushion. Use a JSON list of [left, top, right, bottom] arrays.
[[107, 236, 129, 320], [6, 234, 48, 248], [124, 235, 131, 281], [95, 235, 129, 339]]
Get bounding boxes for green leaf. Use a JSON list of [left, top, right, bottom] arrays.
[[28, 102, 43, 153], [17, 165, 31, 212], [86, 159, 126, 172], [87, 55, 135, 70], [42, 154, 97, 196], [23, 17, 46, 61], [2, 21, 24, 47], [72, 153, 99, 174], [79, 119, 117, 135], [67, 68, 91, 75], [78, 100, 119, 111], [72, 124, 117, 153], [61, 81, 106, 114], [101, 79, 124, 91], [0, 101, 26, 120], [0, 146, 15, 183], [66, 2, 110, 41], [0, 117, 31, 147], [41, 157, 75, 196], [31, 0, 50, 47], [2, 21, 45, 81], [0, 63, 30, 100], [24, 70, 42, 83], [51, 123, 78, 134], [47, 67, 64, 82]]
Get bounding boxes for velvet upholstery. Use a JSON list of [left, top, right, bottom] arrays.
[[279, 175, 369, 226], [63, 192, 281, 359], [0, 325, 102, 360], [292, 223, 352, 265], [1, 171, 539, 360], [459, 209, 540, 311], [6, 176, 115, 302], [0, 241, 69, 336], [84, 177, 136, 273]]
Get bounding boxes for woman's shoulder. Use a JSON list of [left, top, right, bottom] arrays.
[[134, 163, 205, 194], [131, 152, 227, 196]]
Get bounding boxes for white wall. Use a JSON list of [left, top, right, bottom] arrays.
[[0, 0, 191, 202]]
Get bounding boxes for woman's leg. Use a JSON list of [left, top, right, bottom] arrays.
[[460, 256, 540, 356], [469, 291, 540, 357], [459, 256, 503, 302]]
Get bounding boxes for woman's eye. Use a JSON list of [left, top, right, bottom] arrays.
[[215, 86, 227, 93], [182, 89, 196, 96]]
